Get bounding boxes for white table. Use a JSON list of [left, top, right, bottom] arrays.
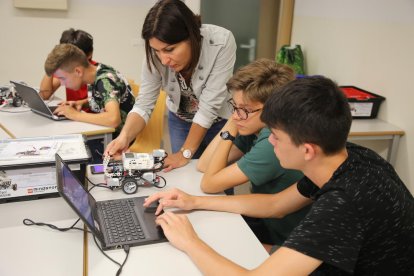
[[349, 119, 404, 166], [86, 161, 269, 275], [0, 125, 12, 139], [0, 197, 85, 276], [0, 106, 114, 147]]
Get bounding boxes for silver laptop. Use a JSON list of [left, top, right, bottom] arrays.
[[10, 81, 67, 121], [55, 154, 166, 250]]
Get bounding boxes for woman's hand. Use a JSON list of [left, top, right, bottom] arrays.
[[163, 151, 190, 172], [104, 134, 130, 160]]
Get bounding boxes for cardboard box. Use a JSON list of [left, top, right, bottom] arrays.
[[340, 86, 385, 119]]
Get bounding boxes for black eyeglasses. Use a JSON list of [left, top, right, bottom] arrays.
[[227, 99, 262, 120]]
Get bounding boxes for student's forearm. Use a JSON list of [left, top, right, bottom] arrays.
[[188, 239, 321, 276], [39, 89, 53, 100], [200, 140, 234, 192], [193, 194, 283, 218], [39, 75, 58, 100], [197, 119, 237, 172], [193, 186, 311, 219], [39, 76, 55, 100], [197, 132, 222, 172], [72, 111, 121, 128], [206, 140, 232, 174], [186, 238, 248, 276]]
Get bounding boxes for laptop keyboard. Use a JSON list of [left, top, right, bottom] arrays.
[[100, 199, 146, 244]]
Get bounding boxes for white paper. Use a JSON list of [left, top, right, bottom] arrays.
[[0, 140, 61, 161]]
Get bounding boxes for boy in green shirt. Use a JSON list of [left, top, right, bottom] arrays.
[[197, 58, 309, 251]]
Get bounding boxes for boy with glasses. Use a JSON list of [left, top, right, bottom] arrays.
[[197, 58, 309, 252]]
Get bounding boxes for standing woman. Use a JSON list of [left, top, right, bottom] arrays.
[[105, 0, 236, 171]]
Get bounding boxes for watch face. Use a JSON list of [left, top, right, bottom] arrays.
[[182, 149, 192, 159], [220, 131, 234, 141]]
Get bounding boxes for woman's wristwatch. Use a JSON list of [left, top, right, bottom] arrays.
[[180, 147, 192, 159]]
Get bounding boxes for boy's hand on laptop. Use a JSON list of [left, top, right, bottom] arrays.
[[155, 212, 201, 252], [66, 100, 83, 111], [144, 188, 196, 215], [58, 100, 83, 111], [53, 103, 79, 120]]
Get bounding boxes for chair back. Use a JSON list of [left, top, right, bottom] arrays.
[[128, 79, 166, 153]]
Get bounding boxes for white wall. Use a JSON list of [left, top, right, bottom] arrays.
[[291, 0, 414, 192], [1, 0, 411, 192], [0, 0, 157, 86]]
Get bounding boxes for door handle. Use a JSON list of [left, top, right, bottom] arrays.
[[240, 38, 256, 62]]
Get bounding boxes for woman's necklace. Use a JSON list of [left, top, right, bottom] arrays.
[[177, 72, 189, 90]]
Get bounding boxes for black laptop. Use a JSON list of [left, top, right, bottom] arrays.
[[55, 154, 166, 250], [10, 81, 67, 121]]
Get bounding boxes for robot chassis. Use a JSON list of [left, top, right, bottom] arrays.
[[103, 149, 167, 194]]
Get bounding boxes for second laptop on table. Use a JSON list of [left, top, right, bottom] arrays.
[[10, 81, 67, 121]]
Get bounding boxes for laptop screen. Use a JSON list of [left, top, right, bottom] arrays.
[[61, 165, 95, 227], [56, 154, 103, 238], [10, 81, 53, 115]]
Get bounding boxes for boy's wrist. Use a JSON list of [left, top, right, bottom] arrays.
[[191, 195, 202, 210]]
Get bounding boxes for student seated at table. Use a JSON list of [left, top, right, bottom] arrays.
[[44, 43, 135, 161], [144, 76, 414, 275], [196, 58, 309, 253], [39, 28, 97, 112]]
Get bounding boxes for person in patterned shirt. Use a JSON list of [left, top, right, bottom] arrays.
[[39, 28, 97, 112], [143, 76, 413, 275], [44, 43, 134, 137], [44, 43, 135, 161]]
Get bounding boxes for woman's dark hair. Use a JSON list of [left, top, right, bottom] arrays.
[[60, 28, 94, 57], [261, 76, 352, 155], [142, 0, 202, 75]]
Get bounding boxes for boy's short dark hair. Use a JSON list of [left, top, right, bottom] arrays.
[[60, 28, 94, 56], [261, 76, 352, 155]]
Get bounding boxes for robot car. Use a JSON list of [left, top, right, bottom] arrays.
[[0, 85, 22, 107], [103, 149, 167, 194]]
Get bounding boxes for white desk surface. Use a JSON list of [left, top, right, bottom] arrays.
[[0, 107, 114, 138], [0, 126, 12, 139], [348, 119, 404, 166], [86, 161, 269, 275], [349, 118, 404, 136], [0, 197, 84, 275]]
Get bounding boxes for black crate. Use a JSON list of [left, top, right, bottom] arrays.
[[340, 86, 385, 119]]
